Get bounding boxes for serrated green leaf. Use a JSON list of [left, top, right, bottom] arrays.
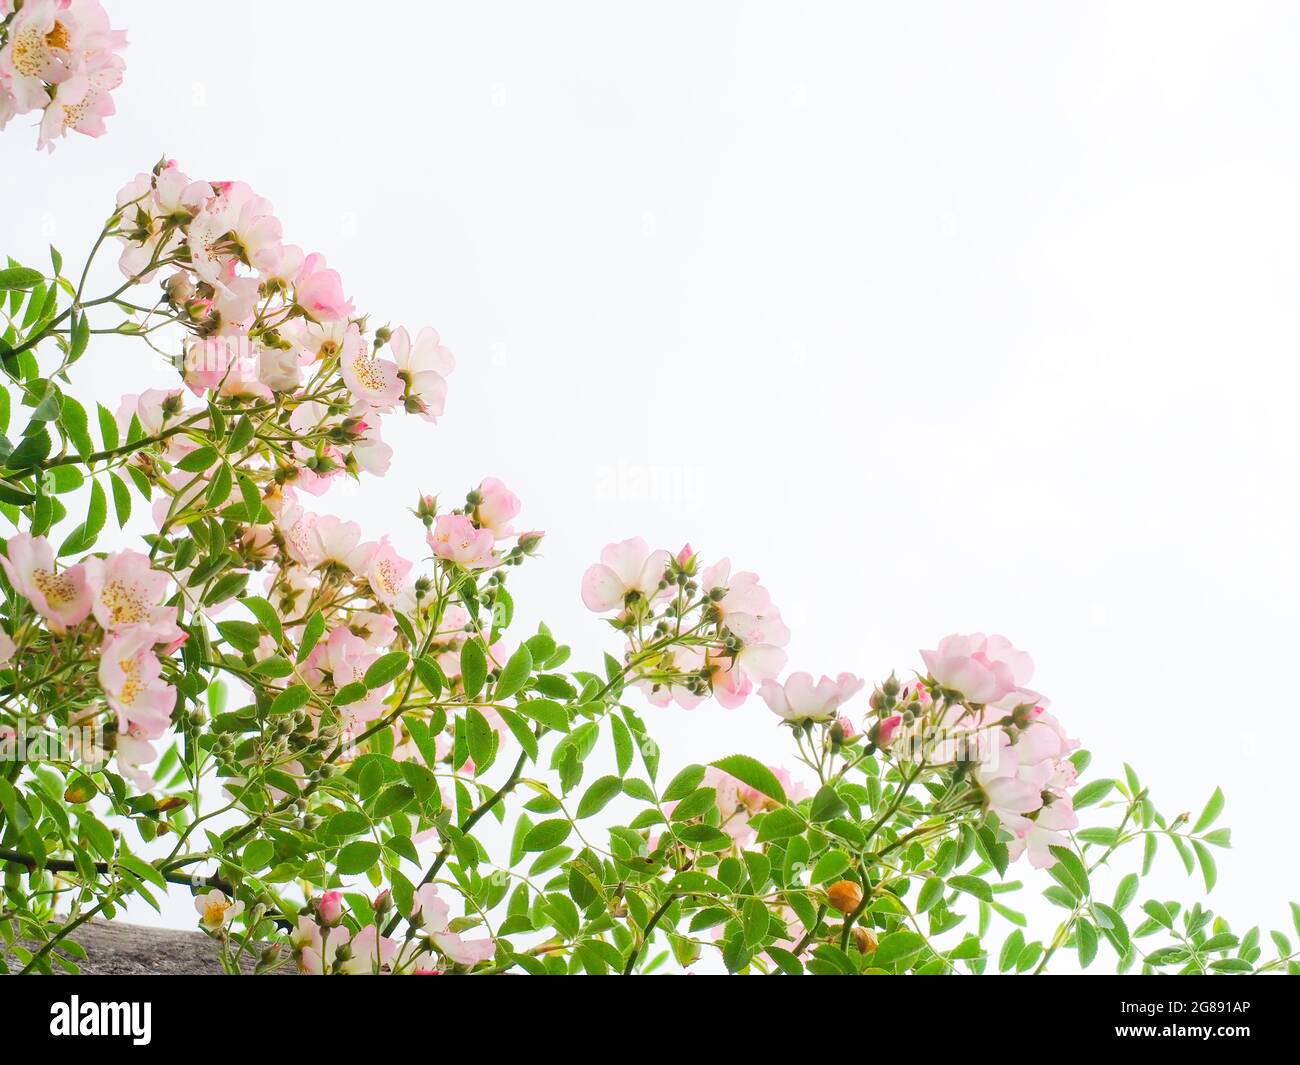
[[709, 754, 787, 806], [460, 638, 487, 698], [576, 776, 623, 819], [494, 643, 532, 699], [364, 651, 409, 689], [270, 684, 312, 715]]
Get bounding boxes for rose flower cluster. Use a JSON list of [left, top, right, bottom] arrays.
[[1, 536, 179, 787], [0, 0, 126, 151], [583, 538, 1079, 869]]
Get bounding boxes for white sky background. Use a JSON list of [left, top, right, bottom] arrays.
[[4, 1, 1299, 954]]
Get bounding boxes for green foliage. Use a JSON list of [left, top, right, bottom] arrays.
[[1, 232, 1293, 982]]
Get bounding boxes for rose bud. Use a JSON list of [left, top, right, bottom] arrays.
[[316, 890, 344, 927], [869, 713, 903, 747]]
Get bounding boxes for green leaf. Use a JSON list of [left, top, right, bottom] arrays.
[[337, 841, 381, 875], [216, 620, 262, 653], [243, 839, 274, 871], [669, 787, 717, 822], [766, 946, 803, 975], [1142, 832, 1158, 875], [237, 474, 264, 521], [1047, 846, 1090, 899], [516, 698, 568, 733], [872, 930, 924, 967], [58, 479, 107, 556], [1092, 902, 1130, 954], [176, 446, 218, 472], [0, 267, 43, 291], [666, 871, 730, 894], [59, 394, 92, 455], [709, 754, 787, 806], [1113, 872, 1139, 912], [7, 426, 51, 469], [1193, 840, 1217, 892], [413, 656, 444, 698], [948, 875, 993, 902], [69, 310, 90, 363], [206, 462, 232, 508], [494, 643, 533, 700], [48, 464, 83, 494], [116, 853, 168, 893], [364, 651, 409, 689], [522, 819, 571, 852], [297, 611, 325, 663], [27, 379, 62, 421], [496, 706, 539, 761], [947, 934, 984, 961], [576, 776, 623, 819], [610, 714, 633, 776], [1193, 786, 1224, 833], [917, 876, 946, 913], [1076, 918, 1098, 968], [742, 898, 769, 947], [109, 472, 131, 526], [464, 707, 494, 767], [96, 403, 119, 450], [460, 639, 487, 698], [241, 596, 283, 645], [205, 571, 248, 606], [1075, 827, 1118, 846], [372, 785, 414, 819], [755, 806, 805, 843], [999, 930, 1026, 972], [1072, 778, 1114, 809], [1142, 899, 1174, 929], [662, 764, 706, 802], [811, 850, 852, 884], [270, 684, 312, 715], [810, 784, 848, 822], [333, 682, 368, 706], [228, 414, 255, 451]]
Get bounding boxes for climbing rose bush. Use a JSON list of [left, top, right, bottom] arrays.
[[0, 0, 127, 151], [0, 160, 1297, 976]]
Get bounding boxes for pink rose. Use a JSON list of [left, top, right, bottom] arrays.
[[758, 671, 865, 723], [1, 533, 93, 633], [294, 252, 354, 322], [474, 477, 520, 537], [580, 537, 670, 613], [428, 514, 495, 569], [919, 633, 1034, 705]]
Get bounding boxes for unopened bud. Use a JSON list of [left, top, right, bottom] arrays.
[[316, 889, 345, 927], [852, 927, 878, 954], [869, 714, 902, 747], [518, 530, 545, 554]]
